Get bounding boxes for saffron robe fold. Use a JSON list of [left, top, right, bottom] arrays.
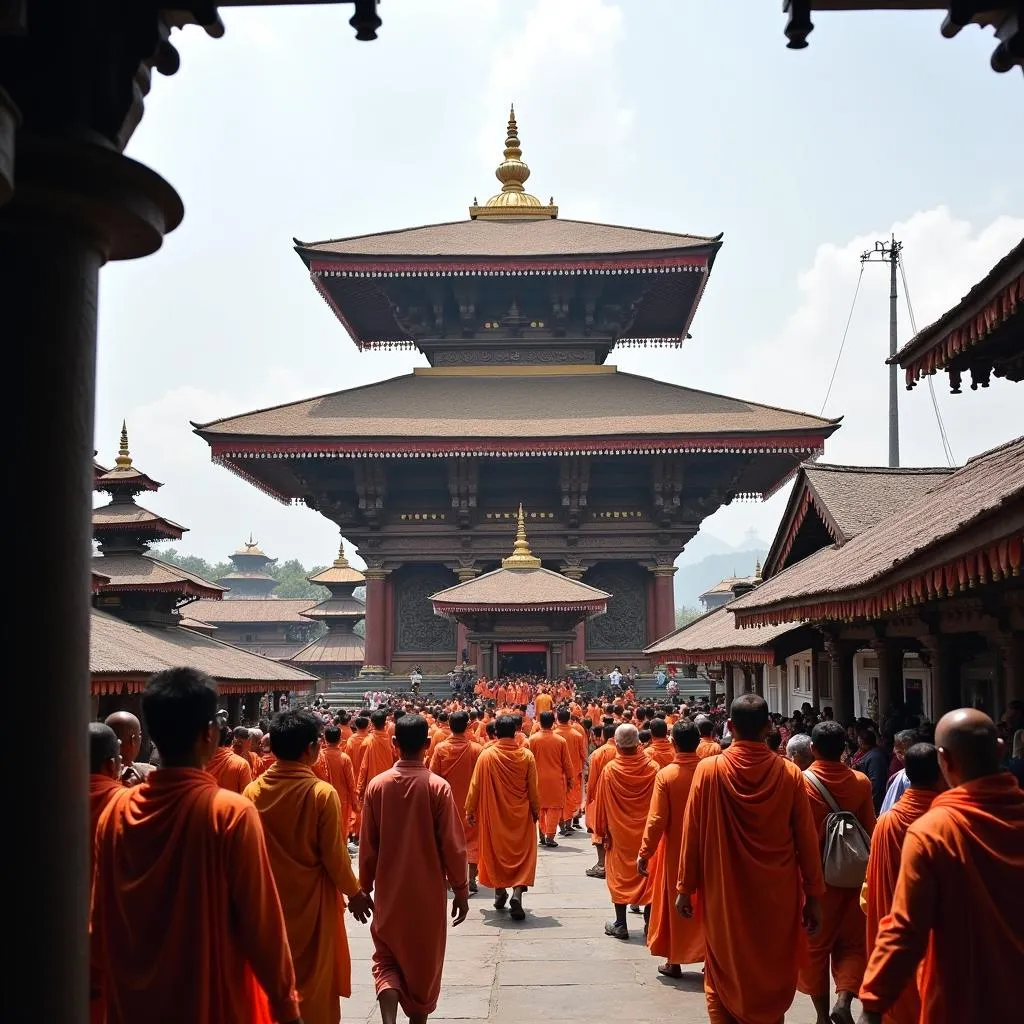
[[591, 749, 659, 906], [679, 742, 824, 1024], [555, 722, 587, 817], [527, 728, 573, 821], [206, 746, 254, 794], [798, 759, 876, 998], [429, 733, 483, 862], [356, 729, 398, 803], [91, 767, 299, 1024], [245, 761, 360, 1024], [860, 772, 1024, 1024], [638, 754, 704, 965], [861, 786, 938, 1024], [646, 737, 675, 769], [313, 745, 357, 843], [585, 740, 617, 838], [360, 761, 468, 1018], [695, 738, 721, 760], [466, 739, 539, 889], [89, 773, 125, 1024]]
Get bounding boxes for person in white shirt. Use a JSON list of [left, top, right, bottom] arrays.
[[609, 666, 623, 692]]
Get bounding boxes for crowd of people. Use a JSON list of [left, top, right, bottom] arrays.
[[88, 670, 1023, 1024]]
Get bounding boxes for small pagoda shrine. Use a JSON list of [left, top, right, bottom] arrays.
[[289, 543, 367, 684], [217, 537, 279, 598], [430, 506, 610, 679]]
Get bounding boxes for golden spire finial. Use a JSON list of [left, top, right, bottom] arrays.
[[469, 105, 558, 220], [334, 540, 351, 568], [754, 559, 763, 582], [114, 420, 133, 470], [502, 504, 542, 570]]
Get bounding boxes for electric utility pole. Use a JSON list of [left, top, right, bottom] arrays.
[[861, 236, 903, 468]]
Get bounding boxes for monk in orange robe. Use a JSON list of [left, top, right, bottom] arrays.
[[91, 667, 300, 1024], [427, 712, 452, 755], [248, 729, 265, 775], [361, 713, 469, 1024], [645, 716, 675, 769], [591, 723, 659, 940], [357, 709, 399, 803], [255, 733, 277, 776], [105, 711, 155, 786], [528, 711, 574, 846], [555, 707, 587, 830], [695, 717, 721, 759], [232, 724, 253, 764], [798, 721, 876, 1024], [313, 724, 357, 845], [860, 742, 945, 1024], [246, 709, 373, 1024], [585, 724, 619, 878], [637, 718, 704, 977], [89, 723, 124, 853], [466, 713, 540, 921], [678, 695, 824, 1024], [859, 709, 1024, 1024], [429, 710, 483, 891], [535, 689, 553, 716], [206, 726, 254, 793]]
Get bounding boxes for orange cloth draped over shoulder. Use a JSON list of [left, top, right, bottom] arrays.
[[555, 722, 587, 818], [360, 761, 468, 1019], [646, 738, 675, 769], [245, 762, 360, 1024], [586, 740, 617, 839], [591, 749, 659, 906], [89, 774, 125, 1024], [91, 768, 299, 1024], [429, 733, 483, 862], [860, 773, 1024, 1024], [206, 746, 254, 794], [679, 742, 824, 1024], [695, 739, 721, 760], [357, 730, 398, 803], [256, 753, 276, 777], [535, 693, 553, 715], [861, 787, 937, 1024], [638, 753, 704, 965], [248, 751, 262, 775], [528, 728, 573, 833], [466, 739, 539, 889], [797, 760, 876, 999], [314, 745, 357, 840]]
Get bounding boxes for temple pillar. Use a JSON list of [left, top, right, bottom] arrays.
[[360, 569, 391, 677], [479, 640, 494, 679], [993, 633, 1024, 709], [561, 564, 587, 666], [870, 637, 904, 725], [754, 664, 765, 697], [824, 636, 857, 725], [740, 665, 753, 693], [227, 695, 242, 726], [708, 673, 718, 707], [809, 650, 821, 712], [550, 642, 564, 679], [5, 129, 182, 1021], [651, 566, 677, 641], [921, 635, 962, 718], [454, 567, 478, 667], [724, 662, 736, 708]]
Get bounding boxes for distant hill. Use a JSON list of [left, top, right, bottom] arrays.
[[674, 546, 768, 610]]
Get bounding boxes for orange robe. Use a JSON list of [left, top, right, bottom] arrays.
[[245, 762, 360, 1024], [591, 749, 659, 906], [695, 738, 721, 759], [248, 751, 261, 775], [798, 760, 876, 998], [639, 753, 704, 965], [356, 729, 398, 803], [206, 746, 254, 794], [256, 753, 276, 777], [89, 773, 124, 1024], [466, 739, 540, 889], [646, 737, 675, 769], [429, 733, 483, 862], [535, 692, 553, 715], [528, 728, 573, 835], [555, 722, 587, 818], [586, 740, 618, 837], [91, 767, 299, 1024], [360, 760, 468, 1017], [313, 745, 357, 848], [861, 787, 938, 1024], [679, 740, 825, 1024], [860, 773, 1024, 1024]]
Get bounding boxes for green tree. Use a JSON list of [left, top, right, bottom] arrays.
[[674, 605, 702, 629], [154, 548, 330, 600]]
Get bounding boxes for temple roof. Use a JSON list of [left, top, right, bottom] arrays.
[[645, 604, 801, 664], [90, 608, 318, 693], [700, 574, 758, 599], [92, 500, 187, 540], [300, 597, 365, 620], [730, 436, 1024, 627], [308, 550, 365, 586], [92, 553, 225, 600], [289, 633, 365, 665], [233, 538, 271, 557], [189, 598, 318, 623], [94, 423, 162, 494]]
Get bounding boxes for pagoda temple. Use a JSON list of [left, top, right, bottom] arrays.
[[217, 536, 280, 597], [288, 544, 367, 685], [196, 108, 840, 682]]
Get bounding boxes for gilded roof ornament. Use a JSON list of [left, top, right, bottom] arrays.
[[501, 504, 543, 570], [114, 421, 133, 470], [469, 106, 558, 220], [333, 542, 350, 568]]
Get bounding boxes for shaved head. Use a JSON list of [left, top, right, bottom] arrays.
[[614, 723, 639, 750], [105, 711, 142, 762], [936, 708, 1002, 786], [90, 723, 121, 775], [729, 694, 770, 741]]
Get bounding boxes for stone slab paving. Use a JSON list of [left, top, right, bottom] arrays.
[[341, 827, 818, 1023]]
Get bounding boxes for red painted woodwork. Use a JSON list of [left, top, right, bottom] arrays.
[[363, 573, 388, 669], [653, 572, 676, 642]]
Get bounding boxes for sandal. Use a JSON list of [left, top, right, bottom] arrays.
[[658, 964, 682, 979], [585, 865, 605, 878]]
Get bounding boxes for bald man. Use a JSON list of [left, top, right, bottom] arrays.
[[859, 709, 1024, 1024], [105, 711, 154, 786], [786, 732, 814, 771]]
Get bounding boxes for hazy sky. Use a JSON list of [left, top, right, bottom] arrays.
[[95, 1, 1023, 569]]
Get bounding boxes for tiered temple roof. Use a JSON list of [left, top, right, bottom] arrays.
[[216, 536, 279, 597], [289, 546, 366, 670]]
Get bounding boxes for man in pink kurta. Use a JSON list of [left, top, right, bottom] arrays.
[[360, 713, 469, 1024]]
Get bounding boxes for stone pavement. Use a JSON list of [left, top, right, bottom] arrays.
[[342, 826, 818, 1023]]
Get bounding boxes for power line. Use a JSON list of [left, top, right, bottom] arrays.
[[899, 258, 955, 466], [820, 262, 865, 415]]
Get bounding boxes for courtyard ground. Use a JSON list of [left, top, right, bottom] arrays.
[[343, 825, 818, 1023]]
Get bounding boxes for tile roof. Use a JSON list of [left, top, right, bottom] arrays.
[[298, 218, 719, 260], [189, 598, 318, 623], [90, 609, 318, 687], [178, 617, 217, 632], [301, 597, 366, 620], [196, 370, 837, 442], [431, 566, 610, 612], [92, 501, 187, 538], [93, 553, 225, 598], [700, 575, 757, 599], [308, 563, 365, 585], [289, 634, 365, 665], [645, 604, 800, 657], [731, 436, 1024, 620]]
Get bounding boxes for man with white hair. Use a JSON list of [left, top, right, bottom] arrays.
[[591, 723, 659, 940], [786, 733, 814, 771]]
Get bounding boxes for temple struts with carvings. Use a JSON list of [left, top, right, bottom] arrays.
[[196, 108, 840, 683]]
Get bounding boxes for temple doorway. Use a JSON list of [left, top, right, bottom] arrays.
[[498, 648, 547, 677]]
